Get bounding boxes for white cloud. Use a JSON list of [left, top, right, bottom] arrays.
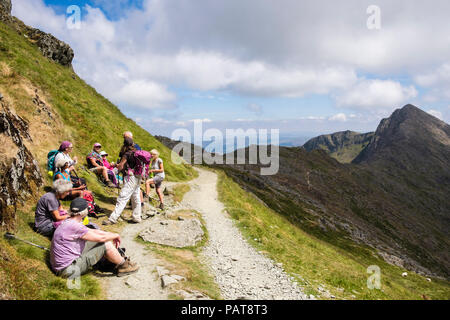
[[11, 0, 450, 126], [427, 110, 443, 120], [111, 80, 176, 110], [329, 113, 347, 122], [336, 79, 418, 111], [247, 103, 263, 115]]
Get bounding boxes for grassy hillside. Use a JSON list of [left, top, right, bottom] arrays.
[[0, 19, 196, 299], [303, 131, 374, 163], [216, 169, 450, 300]]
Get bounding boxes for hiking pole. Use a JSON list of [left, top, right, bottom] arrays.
[[4, 233, 49, 251]]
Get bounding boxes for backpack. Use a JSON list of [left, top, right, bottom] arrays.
[[129, 150, 152, 178], [47, 150, 60, 172]]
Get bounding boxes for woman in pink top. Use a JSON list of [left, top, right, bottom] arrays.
[[100, 151, 119, 187]]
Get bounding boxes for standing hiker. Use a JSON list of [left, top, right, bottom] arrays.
[[103, 137, 148, 225], [145, 149, 165, 210], [121, 131, 144, 204]]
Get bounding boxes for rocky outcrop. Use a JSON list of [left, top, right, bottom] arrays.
[[0, 0, 74, 67], [0, 0, 12, 23], [25, 28, 74, 67], [0, 95, 43, 230]]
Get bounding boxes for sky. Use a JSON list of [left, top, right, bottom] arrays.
[[10, 0, 450, 144]]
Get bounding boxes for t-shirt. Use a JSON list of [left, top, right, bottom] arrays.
[[50, 219, 90, 272], [151, 158, 165, 179], [54, 152, 76, 168], [87, 151, 102, 168], [123, 150, 136, 174], [35, 192, 60, 230], [103, 158, 114, 170]]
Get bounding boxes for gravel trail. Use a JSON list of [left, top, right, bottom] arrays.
[[182, 167, 308, 300]]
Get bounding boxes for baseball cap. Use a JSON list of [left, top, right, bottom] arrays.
[[100, 151, 108, 156], [70, 198, 89, 215]]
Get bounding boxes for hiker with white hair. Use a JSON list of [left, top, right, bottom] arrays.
[[51, 198, 139, 278], [145, 149, 165, 210], [34, 179, 73, 237], [53, 158, 88, 199]]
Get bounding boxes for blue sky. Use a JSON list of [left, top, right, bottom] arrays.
[[12, 0, 450, 142]]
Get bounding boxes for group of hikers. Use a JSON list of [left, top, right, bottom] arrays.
[[34, 131, 166, 278]]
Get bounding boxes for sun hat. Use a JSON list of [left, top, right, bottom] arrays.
[[93, 142, 102, 148], [59, 141, 72, 152]]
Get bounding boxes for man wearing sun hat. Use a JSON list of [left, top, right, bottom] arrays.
[[87, 143, 115, 187]]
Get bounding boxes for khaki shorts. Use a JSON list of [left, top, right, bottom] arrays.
[[89, 167, 104, 174], [59, 241, 106, 278]]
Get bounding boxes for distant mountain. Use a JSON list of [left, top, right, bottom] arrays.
[[157, 105, 449, 278], [303, 130, 374, 163]]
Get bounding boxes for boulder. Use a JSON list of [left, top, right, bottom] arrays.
[[140, 218, 204, 248]]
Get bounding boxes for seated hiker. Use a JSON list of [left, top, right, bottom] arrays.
[[100, 151, 119, 187], [54, 158, 89, 200], [54, 158, 103, 217], [50, 198, 139, 278], [34, 179, 72, 237], [54, 141, 78, 173], [145, 149, 165, 210], [86, 143, 116, 188]]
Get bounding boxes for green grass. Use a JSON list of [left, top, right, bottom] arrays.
[[216, 169, 450, 300], [0, 21, 196, 184], [0, 209, 103, 300], [171, 184, 191, 203], [0, 19, 196, 299], [137, 209, 221, 300]]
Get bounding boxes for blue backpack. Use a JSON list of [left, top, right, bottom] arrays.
[[47, 150, 60, 172]]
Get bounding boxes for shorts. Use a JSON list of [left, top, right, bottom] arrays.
[[152, 175, 164, 189], [89, 167, 104, 173], [59, 241, 106, 278]]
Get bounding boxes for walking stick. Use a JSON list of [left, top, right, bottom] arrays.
[[4, 233, 49, 251]]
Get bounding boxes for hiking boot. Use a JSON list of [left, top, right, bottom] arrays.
[[116, 259, 139, 277], [129, 218, 142, 224], [159, 203, 165, 210], [106, 180, 116, 188], [102, 219, 116, 226]]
